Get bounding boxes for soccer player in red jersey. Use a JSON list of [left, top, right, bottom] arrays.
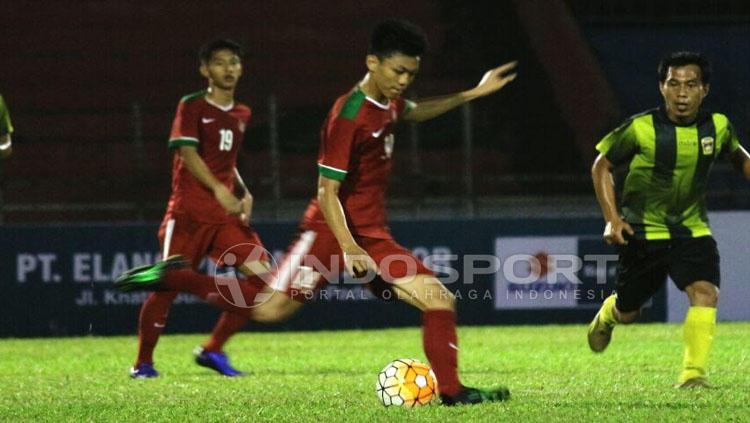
[[117, 20, 517, 405], [129, 39, 270, 378], [274, 19, 517, 405]]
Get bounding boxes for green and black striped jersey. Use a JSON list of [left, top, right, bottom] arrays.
[[596, 107, 742, 240], [0, 94, 12, 136]]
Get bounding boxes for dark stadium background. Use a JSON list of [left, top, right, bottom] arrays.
[[1, 0, 749, 336], [2, 0, 748, 223]]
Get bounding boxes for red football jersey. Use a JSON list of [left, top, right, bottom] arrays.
[[165, 90, 251, 223], [303, 86, 413, 239]]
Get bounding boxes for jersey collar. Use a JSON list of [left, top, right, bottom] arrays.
[[356, 85, 390, 110], [656, 106, 710, 127], [205, 96, 235, 112]]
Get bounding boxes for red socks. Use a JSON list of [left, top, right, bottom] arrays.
[[135, 270, 263, 366], [422, 310, 462, 397], [136, 291, 178, 366], [203, 312, 249, 352]]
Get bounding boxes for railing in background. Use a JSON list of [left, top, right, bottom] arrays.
[[268, 95, 282, 220], [131, 101, 146, 222], [1, 89, 749, 224], [462, 103, 475, 217]]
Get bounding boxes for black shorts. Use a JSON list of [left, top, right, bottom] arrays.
[[614, 236, 720, 312]]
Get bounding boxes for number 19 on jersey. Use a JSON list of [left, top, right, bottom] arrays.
[[219, 129, 234, 151]]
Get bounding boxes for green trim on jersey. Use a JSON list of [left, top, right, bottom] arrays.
[[168, 138, 199, 149], [338, 88, 366, 120], [318, 163, 347, 181], [180, 90, 208, 104], [596, 108, 741, 240], [0, 95, 13, 136], [404, 99, 417, 115]]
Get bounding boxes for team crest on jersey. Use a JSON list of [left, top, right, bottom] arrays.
[[700, 136, 714, 155]]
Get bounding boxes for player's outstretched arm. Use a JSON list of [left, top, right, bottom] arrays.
[[179, 146, 242, 215], [729, 145, 750, 181], [402, 60, 517, 123], [592, 153, 633, 245], [317, 175, 378, 277]]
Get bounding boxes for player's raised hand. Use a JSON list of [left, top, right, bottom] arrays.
[[213, 185, 243, 216], [603, 219, 634, 245], [342, 244, 378, 279], [471, 61, 518, 98]]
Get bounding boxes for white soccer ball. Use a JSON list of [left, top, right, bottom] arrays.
[[375, 358, 438, 407]]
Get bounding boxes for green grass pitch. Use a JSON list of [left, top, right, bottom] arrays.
[[1, 323, 748, 421]]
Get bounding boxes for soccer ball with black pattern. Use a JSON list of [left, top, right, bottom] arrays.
[[376, 358, 438, 407]]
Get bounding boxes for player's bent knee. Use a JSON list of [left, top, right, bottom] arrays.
[[251, 294, 301, 323], [422, 286, 455, 311], [617, 309, 639, 324], [252, 308, 292, 323], [686, 281, 719, 307]]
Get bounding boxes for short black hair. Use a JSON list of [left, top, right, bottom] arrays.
[[658, 51, 712, 84], [199, 38, 244, 64], [368, 19, 427, 59]]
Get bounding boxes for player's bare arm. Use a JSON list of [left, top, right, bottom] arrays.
[[233, 167, 253, 225], [402, 60, 518, 123], [729, 145, 750, 180], [179, 145, 242, 215], [317, 175, 378, 277], [592, 153, 633, 245], [0, 134, 11, 159]]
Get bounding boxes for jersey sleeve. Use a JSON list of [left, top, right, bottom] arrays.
[[168, 100, 200, 149], [396, 97, 416, 120], [0, 95, 13, 136], [595, 119, 637, 165], [317, 117, 358, 181], [719, 117, 741, 159]]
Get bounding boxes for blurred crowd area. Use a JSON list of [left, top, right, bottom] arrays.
[[0, 0, 748, 222]]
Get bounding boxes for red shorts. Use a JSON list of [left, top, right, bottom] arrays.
[[158, 212, 268, 269], [272, 228, 434, 295]]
